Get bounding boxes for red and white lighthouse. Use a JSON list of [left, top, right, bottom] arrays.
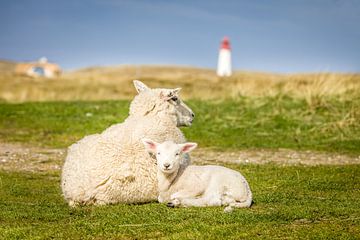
[[217, 36, 232, 77]]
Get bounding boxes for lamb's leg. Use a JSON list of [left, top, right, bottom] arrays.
[[168, 192, 222, 208], [221, 193, 252, 212], [180, 196, 220, 207], [167, 196, 208, 208], [167, 189, 204, 207]]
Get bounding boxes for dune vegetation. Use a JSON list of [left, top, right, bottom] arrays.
[[0, 65, 359, 105]]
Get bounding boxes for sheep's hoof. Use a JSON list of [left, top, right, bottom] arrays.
[[167, 202, 175, 208]]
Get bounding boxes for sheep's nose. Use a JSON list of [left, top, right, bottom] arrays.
[[164, 163, 170, 169]]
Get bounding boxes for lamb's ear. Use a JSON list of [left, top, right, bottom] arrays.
[[142, 138, 158, 153], [133, 80, 150, 93], [180, 142, 197, 153]]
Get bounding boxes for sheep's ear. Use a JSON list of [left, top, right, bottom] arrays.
[[133, 80, 150, 93], [180, 142, 197, 153], [160, 88, 181, 101], [142, 138, 158, 153], [172, 88, 181, 95]]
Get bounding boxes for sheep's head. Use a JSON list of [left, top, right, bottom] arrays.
[[130, 80, 195, 127], [142, 138, 197, 174]]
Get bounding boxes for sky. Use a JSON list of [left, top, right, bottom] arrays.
[[1, 0, 359, 73]]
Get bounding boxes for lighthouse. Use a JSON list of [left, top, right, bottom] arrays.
[[217, 36, 232, 77]]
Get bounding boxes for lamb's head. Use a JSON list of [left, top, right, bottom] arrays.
[[130, 80, 195, 127], [142, 138, 197, 174]]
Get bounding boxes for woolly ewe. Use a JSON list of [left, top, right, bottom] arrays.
[[61, 80, 194, 206], [142, 139, 253, 212]]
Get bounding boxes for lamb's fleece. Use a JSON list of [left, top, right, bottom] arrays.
[[61, 81, 193, 206]]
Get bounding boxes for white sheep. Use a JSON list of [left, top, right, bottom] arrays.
[[61, 80, 195, 206], [142, 139, 253, 212]]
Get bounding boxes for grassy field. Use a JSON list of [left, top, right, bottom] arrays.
[[1, 65, 359, 238], [0, 97, 359, 155], [1, 164, 359, 239]]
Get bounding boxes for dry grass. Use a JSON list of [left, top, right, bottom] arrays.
[[0, 60, 16, 73], [2, 141, 359, 174], [0, 65, 359, 103]]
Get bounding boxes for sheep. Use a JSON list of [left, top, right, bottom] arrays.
[[61, 80, 195, 206], [142, 139, 253, 212]]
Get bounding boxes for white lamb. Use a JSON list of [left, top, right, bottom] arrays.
[[61, 80, 195, 206], [142, 139, 253, 212]]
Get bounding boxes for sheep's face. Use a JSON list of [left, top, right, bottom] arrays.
[[142, 139, 197, 174], [161, 89, 195, 127], [132, 80, 194, 127]]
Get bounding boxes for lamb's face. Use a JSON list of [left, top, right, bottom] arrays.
[[155, 141, 182, 174], [142, 139, 198, 175]]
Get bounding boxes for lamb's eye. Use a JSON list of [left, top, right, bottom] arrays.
[[175, 153, 179, 156], [157, 152, 160, 155], [171, 96, 178, 102]]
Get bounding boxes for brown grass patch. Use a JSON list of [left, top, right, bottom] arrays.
[[0, 65, 359, 102], [1, 142, 359, 173]]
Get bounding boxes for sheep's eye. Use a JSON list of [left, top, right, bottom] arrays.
[[175, 153, 180, 156], [171, 96, 178, 102], [157, 152, 160, 155]]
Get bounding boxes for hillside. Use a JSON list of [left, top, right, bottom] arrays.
[[0, 64, 359, 102], [0, 60, 17, 73]]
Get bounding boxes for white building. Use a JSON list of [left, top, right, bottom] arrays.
[[217, 37, 232, 77], [15, 57, 61, 78]]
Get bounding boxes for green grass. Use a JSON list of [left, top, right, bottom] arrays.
[[1, 97, 359, 238], [0, 101, 129, 148], [1, 164, 359, 239], [0, 96, 359, 154]]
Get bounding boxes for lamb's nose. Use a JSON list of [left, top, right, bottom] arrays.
[[164, 163, 170, 169]]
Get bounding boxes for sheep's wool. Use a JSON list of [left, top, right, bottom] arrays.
[[61, 88, 189, 206]]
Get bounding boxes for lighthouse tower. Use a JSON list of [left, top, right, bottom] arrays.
[[217, 36, 232, 77]]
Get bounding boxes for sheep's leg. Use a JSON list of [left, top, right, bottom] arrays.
[[68, 200, 78, 207], [158, 195, 165, 203]]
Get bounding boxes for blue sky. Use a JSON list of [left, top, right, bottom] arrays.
[[1, 0, 359, 73]]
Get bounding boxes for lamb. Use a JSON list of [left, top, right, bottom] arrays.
[[61, 80, 194, 206], [142, 139, 253, 212]]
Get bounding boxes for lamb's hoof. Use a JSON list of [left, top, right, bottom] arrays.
[[167, 202, 175, 208], [224, 206, 233, 213]]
